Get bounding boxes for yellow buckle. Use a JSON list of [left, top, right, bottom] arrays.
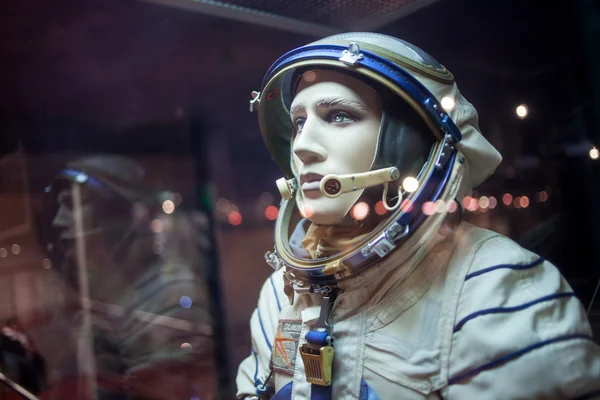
[[300, 343, 334, 386]]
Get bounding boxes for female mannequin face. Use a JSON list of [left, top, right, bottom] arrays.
[[290, 70, 383, 225]]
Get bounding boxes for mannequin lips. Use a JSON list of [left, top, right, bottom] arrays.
[[300, 173, 324, 196]]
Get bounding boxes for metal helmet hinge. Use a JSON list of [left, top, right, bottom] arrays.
[[361, 222, 410, 258], [339, 42, 364, 66], [265, 248, 284, 270], [435, 133, 456, 170]]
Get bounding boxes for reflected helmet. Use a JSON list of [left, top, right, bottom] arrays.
[[39, 155, 159, 287]]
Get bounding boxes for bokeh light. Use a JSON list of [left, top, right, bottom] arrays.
[[462, 196, 478, 212], [488, 196, 497, 209], [441, 96, 456, 111], [162, 200, 175, 214], [11, 244, 20, 255], [402, 177, 419, 193], [447, 200, 458, 213], [264, 205, 278, 221], [374, 201, 386, 215], [301, 204, 314, 219], [42, 258, 52, 269], [180, 296, 192, 309], [303, 70, 317, 82], [462, 196, 471, 210], [469, 198, 478, 211], [590, 147, 599, 160], [434, 200, 446, 213], [0, 248, 7, 258], [516, 104, 528, 119], [400, 199, 414, 213], [503, 193, 513, 206], [151, 219, 164, 233], [228, 211, 242, 226], [422, 201, 435, 216], [351, 202, 370, 220], [513, 197, 521, 209], [478, 196, 489, 209], [520, 196, 530, 208]]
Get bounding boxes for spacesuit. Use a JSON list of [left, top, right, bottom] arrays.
[[42, 155, 212, 400], [237, 33, 600, 399]]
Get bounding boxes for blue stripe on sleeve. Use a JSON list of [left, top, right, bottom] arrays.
[[454, 292, 576, 333], [448, 333, 594, 385], [257, 307, 273, 351], [252, 344, 259, 384], [465, 257, 544, 281], [270, 275, 282, 312]]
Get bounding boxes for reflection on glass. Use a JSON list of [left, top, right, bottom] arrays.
[[29, 154, 216, 400]]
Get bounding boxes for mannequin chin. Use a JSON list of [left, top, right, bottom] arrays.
[[290, 69, 383, 225]]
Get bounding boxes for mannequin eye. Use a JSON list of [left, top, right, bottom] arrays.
[[328, 111, 356, 124], [293, 118, 306, 133]]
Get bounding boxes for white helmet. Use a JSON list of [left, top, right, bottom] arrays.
[[251, 32, 502, 291]]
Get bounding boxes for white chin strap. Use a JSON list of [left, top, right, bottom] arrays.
[[382, 182, 403, 211]]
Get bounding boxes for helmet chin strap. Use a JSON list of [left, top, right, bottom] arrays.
[[381, 182, 403, 211]]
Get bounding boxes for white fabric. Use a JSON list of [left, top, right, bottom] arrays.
[[236, 222, 600, 399]]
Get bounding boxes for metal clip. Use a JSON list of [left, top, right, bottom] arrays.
[[322, 260, 351, 279], [434, 133, 456, 170], [249, 91, 261, 112], [339, 42, 364, 66], [300, 295, 334, 386], [311, 285, 332, 296], [293, 283, 312, 294], [265, 248, 284, 270], [300, 344, 334, 386], [361, 222, 409, 258]]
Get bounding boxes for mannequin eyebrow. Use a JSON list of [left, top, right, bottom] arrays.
[[289, 97, 370, 115]]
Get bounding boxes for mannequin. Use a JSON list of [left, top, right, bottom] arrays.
[[237, 32, 600, 399], [42, 155, 211, 400]]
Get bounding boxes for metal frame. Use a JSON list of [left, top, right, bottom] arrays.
[[135, 0, 339, 36], [134, 0, 441, 36]]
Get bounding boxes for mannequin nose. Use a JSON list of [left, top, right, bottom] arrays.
[[292, 119, 327, 165], [52, 204, 73, 228]]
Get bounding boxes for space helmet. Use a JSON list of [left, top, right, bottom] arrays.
[[39, 154, 160, 287], [250, 32, 502, 291]]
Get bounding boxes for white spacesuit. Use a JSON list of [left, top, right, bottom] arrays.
[[237, 32, 600, 399]]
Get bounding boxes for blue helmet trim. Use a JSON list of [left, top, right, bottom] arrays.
[[60, 169, 111, 192], [260, 43, 462, 143]]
